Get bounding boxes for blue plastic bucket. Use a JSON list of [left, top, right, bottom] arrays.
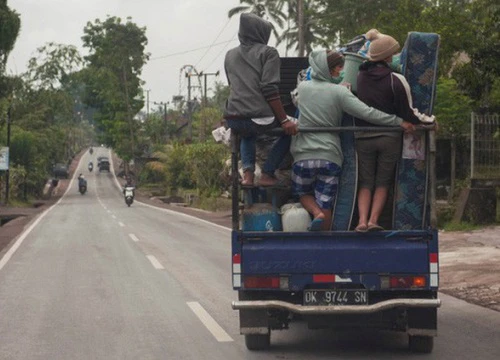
[[242, 203, 282, 231]]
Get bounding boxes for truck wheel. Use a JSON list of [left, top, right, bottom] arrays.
[[409, 335, 433, 353], [245, 333, 270, 350]]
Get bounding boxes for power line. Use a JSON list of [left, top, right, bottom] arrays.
[[150, 39, 237, 61], [203, 32, 238, 72], [195, 18, 233, 68]]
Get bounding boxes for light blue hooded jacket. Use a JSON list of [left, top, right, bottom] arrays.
[[291, 50, 403, 166]]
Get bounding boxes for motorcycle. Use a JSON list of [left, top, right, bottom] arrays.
[[124, 186, 135, 207], [88, 162, 93, 172], [89, 147, 94, 155], [78, 176, 87, 195]]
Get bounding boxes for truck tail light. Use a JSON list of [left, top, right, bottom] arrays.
[[381, 276, 427, 289], [243, 276, 289, 290]]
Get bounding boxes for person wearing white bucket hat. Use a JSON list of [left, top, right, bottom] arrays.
[[354, 35, 436, 233]]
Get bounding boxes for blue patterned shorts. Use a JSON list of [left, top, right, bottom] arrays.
[[292, 160, 342, 209]]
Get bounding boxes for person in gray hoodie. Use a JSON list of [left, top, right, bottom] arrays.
[[291, 50, 415, 231], [224, 13, 297, 187]]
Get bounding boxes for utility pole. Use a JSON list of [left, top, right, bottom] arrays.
[[5, 104, 12, 204], [187, 74, 192, 140], [163, 102, 168, 142], [146, 89, 150, 120], [198, 71, 220, 106], [153, 101, 169, 143], [298, 0, 305, 57]]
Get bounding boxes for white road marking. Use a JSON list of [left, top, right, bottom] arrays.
[[111, 215, 116, 219], [119, 222, 125, 227], [187, 302, 233, 342], [146, 255, 164, 270], [0, 155, 83, 271], [129, 233, 140, 242], [107, 210, 111, 214]]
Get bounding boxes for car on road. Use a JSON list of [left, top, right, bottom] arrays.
[[99, 160, 110, 172], [53, 163, 69, 179]]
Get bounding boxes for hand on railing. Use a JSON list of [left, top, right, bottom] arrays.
[[400, 121, 416, 133], [280, 116, 298, 135]]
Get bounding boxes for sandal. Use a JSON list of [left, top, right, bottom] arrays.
[[367, 224, 384, 232], [308, 218, 324, 231], [355, 224, 368, 233]]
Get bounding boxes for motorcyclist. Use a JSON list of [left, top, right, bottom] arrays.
[[123, 176, 135, 195], [78, 174, 87, 188], [88, 161, 93, 171], [89, 147, 94, 155]]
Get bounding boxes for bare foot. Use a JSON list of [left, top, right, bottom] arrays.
[[355, 223, 368, 232], [240, 171, 254, 186], [258, 173, 278, 186]]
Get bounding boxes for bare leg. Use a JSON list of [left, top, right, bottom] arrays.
[[258, 173, 277, 186], [356, 187, 372, 229], [368, 186, 388, 227], [299, 195, 332, 230], [300, 195, 324, 220], [321, 209, 332, 231]]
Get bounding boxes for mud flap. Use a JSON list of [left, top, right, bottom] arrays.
[[407, 308, 437, 336], [239, 309, 269, 335]]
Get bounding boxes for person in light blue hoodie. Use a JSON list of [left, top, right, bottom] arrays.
[[291, 50, 416, 231]]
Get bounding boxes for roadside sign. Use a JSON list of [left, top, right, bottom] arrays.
[[0, 147, 9, 170]]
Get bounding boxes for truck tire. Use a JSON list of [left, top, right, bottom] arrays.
[[409, 335, 433, 353], [245, 333, 270, 350]]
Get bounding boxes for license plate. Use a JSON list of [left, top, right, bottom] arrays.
[[303, 289, 368, 306]]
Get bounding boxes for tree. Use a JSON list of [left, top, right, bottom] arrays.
[[81, 16, 149, 163], [25, 42, 83, 91], [228, 0, 286, 38], [0, 0, 20, 71], [277, 0, 327, 55], [0, 0, 21, 98]]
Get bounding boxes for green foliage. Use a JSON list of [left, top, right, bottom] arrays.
[[192, 106, 224, 142], [434, 77, 473, 137], [25, 43, 83, 90], [0, 0, 20, 66], [0, 0, 20, 98], [143, 141, 229, 196], [183, 142, 229, 195], [81, 16, 149, 159], [441, 222, 482, 232]]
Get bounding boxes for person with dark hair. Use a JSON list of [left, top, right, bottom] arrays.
[[223, 13, 298, 187], [355, 35, 435, 232], [291, 50, 416, 231]]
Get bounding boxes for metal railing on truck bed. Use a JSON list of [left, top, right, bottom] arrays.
[[230, 124, 438, 231]]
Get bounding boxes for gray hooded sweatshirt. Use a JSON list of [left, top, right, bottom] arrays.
[[223, 13, 280, 119], [291, 50, 403, 166]]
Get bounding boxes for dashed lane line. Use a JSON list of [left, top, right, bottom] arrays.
[[187, 301, 233, 342], [129, 234, 140, 242], [146, 255, 164, 270]]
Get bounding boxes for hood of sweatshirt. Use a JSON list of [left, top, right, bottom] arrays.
[[308, 49, 335, 83], [358, 61, 392, 81], [238, 13, 272, 46]]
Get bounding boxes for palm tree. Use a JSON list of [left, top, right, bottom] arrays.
[[277, 0, 327, 56], [228, 0, 286, 39]]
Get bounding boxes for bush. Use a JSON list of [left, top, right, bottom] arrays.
[[183, 142, 229, 195]]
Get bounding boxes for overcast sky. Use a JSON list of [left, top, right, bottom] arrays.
[[6, 0, 289, 111]]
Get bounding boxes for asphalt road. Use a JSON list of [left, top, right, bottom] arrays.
[[0, 150, 499, 360]]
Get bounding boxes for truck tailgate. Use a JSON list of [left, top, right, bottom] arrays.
[[239, 231, 432, 274]]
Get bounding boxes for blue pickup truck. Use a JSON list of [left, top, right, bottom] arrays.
[[230, 52, 441, 353], [230, 128, 440, 354]]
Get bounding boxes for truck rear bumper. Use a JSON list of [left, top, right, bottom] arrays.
[[232, 298, 441, 315]]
